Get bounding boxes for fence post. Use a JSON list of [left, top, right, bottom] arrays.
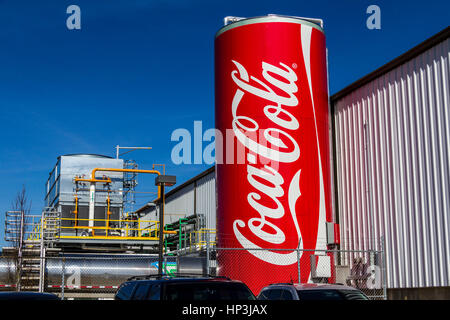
[[163, 255, 167, 275], [381, 236, 388, 300], [61, 257, 65, 300], [206, 233, 210, 276], [297, 249, 301, 283]]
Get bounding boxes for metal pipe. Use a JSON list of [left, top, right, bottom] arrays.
[[158, 184, 165, 277], [90, 168, 162, 199], [91, 168, 161, 179], [87, 168, 161, 234], [86, 169, 177, 261], [0, 255, 206, 288], [75, 188, 122, 193], [152, 164, 165, 175], [89, 183, 96, 233], [74, 178, 112, 183], [72, 195, 78, 228], [87, 169, 176, 237], [116, 146, 152, 159], [106, 194, 111, 237], [75, 176, 112, 234]]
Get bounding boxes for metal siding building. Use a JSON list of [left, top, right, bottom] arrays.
[[332, 28, 450, 289], [139, 167, 216, 230], [195, 171, 217, 231], [164, 183, 196, 224]]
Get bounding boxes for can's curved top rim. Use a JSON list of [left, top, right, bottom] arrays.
[[215, 15, 324, 38]]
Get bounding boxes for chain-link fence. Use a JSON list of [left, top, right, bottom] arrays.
[[0, 246, 387, 300], [212, 247, 387, 300], [0, 254, 201, 300]]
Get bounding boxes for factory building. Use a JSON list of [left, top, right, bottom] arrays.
[[1, 25, 447, 300], [332, 27, 450, 299], [138, 27, 450, 299], [136, 167, 216, 252], [2, 153, 206, 296]]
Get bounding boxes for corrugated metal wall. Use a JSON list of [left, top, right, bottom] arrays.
[[333, 37, 450, 289], [195, 172, 216, 231], [164, 183, 195, 224], [141, 170, 216, 229]]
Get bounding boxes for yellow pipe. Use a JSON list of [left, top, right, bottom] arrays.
[[91, 168, 161, 179], [91, 168, 162, 199], [164, 230, 177, 234], [152, 164, 165, 175], [87, 168, 175, 240], [73, 195, 78, 215], [107, 195, 111, 215], [106, 194, 111, 237], [72, 195, 78, 228]]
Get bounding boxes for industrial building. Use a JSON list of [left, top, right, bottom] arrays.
[[1, 154, 206, 298], [136, 166, 216, 253], [138, 27, 450, 299], [332, 27, 450, 299], [1, 25, 448, 300]]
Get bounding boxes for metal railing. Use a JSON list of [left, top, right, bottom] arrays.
[[173, 228, 217, 254], [191, 228, 216, 249], [4, 211, 42, 244], [43, 216, 162, 241], [5, 211, 164, 243]]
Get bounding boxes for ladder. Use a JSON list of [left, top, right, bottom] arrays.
[[17, 242, 41, 291], [4, 208, 60, 292], [37, 208, 60, 292]]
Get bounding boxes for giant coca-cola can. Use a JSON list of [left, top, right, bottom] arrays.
[[215, 15, 334, 295]]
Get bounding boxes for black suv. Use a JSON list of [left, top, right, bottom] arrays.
[[115, 275, 256, 301]]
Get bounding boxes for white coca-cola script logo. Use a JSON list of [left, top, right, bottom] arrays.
[[230, 59, 304, 266], [230, 24, 327, 268]]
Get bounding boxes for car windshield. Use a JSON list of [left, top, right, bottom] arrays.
[[164, 281, 256, 301], [337, 289, 369, 300], [296, 289, 369, 300]]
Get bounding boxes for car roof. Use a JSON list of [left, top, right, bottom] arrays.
[[124, 277, 244, 285], [265, 283, 361, 291], [294, 283, 360, 291], [0, 292, 59, 300]]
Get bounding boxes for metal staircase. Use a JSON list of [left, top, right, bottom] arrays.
[[4, 208, 60, 292], [17, 244, 41, 291]]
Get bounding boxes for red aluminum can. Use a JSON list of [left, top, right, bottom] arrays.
[[215, 15, 334, 295]]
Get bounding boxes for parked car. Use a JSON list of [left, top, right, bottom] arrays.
[[257, 283, 369, 300], [115, 275, 256, 301], [0, 292, 59, 300]]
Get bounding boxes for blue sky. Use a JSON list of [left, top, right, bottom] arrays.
[[0, 0, 448, 247]]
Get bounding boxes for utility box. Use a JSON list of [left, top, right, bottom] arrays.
[[310, 254, 332, 279], [326, 222, 340, 245]]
